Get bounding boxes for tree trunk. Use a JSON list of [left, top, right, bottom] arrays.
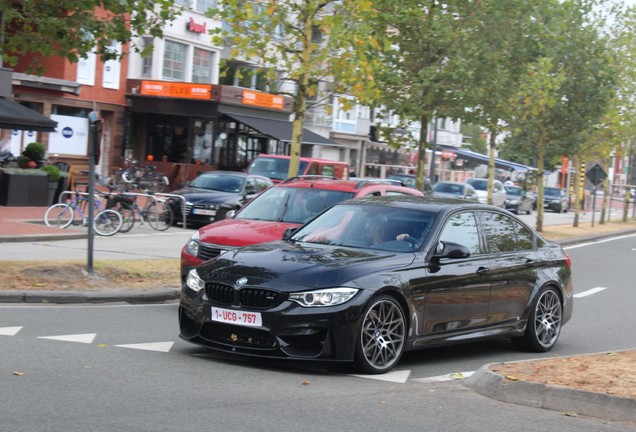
[[487, 129, 496, 205], [417, 113, 430, 190], [535, 132, 547, 232]]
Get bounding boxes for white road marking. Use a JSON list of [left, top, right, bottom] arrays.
[[563, 233, 636, 250], [38, 333, 97, 343], [349, 369, 411, 383], [114, 342, 175, 352], [574, 287, 607, 298], [412, 371, 475, 383], [0, 326, 23, 336]]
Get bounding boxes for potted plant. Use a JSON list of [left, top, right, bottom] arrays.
[[22, 142, 46, 168], [41, 165, 62, 205]]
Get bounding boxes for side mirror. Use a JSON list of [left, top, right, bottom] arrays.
[[226, 210, 237, 219], [282, 227, 298, 240], [432, 241, 471, 260]]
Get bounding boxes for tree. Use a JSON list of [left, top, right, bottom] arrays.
[[369, 1, 479, 190], [208, 0, 381, 178], [0, 0, 177, 70]]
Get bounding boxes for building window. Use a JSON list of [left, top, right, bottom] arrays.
[[163, 40, 187, 81], [193, 48, 213, 83], [141, 37, 153, 78], [196, 0, 216, 13], [220, 61, 272, 92], [174, 0, 189, 6]]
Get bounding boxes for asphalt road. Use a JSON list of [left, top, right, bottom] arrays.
[[0, 228, 635, 431]]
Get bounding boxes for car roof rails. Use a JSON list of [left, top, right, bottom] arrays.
[[281, 175, 337, 184]]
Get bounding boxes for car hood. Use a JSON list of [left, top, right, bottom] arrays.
[[196, 241, 416, 291], [173, 187, 239, 203], [198, 218, 299, 247]]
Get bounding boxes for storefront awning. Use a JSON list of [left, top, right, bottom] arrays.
[[226, 113, 342, 147], [437, 145, 535, 173], [0, 97, 58, 132]]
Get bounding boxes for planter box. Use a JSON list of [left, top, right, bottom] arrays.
[[0, 172, 49, 206]]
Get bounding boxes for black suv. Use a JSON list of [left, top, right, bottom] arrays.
[[544, 187, 569, 213]]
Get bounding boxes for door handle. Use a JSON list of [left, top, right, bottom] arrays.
[[476, 267, 490, 276]]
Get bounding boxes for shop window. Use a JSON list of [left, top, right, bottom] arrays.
[[196, 0, 216, 13], [193, 48, 214, 84], [163, 40, 187, 81]]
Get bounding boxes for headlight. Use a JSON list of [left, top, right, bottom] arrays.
[[289, 287, 358, 307], [185, 231, 200, 257], [185, 269, 205, 292]]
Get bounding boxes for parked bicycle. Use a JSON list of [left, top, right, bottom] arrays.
[[112, 159, 169, 193], [104, 186, 174, 233], [43, 191, 123, 236]]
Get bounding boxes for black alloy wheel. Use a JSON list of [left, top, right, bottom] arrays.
[[354, 295, 406, 374]]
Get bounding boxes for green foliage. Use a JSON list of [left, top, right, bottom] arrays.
[[0, 0, 179, 73], [40, 165, 61, 182], [1, 167, 47, 176], [22, 142, 46, 161]]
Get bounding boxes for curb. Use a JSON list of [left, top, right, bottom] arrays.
[[0, 288, 180, 304], [464, 361, 636, 423]]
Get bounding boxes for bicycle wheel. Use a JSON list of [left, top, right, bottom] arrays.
[[110, 200, 136, 233], [146, 200, 173, 231], [93, 209, 123, 236], [44, 203, 74, 228]]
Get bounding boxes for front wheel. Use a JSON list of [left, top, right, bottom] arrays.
[[93, 209, 123, 236], [353, 295, 406, 374], [44, 203, 74, 228], [512, 286, 562, 352]]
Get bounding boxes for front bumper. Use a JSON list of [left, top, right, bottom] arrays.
[[178, 286, 369, 362]]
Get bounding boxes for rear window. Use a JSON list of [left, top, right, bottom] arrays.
[[466, 178, 488, 191], [248, 157, 309, 181]]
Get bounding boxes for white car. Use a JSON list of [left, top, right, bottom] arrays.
[[464, 178, 507, 208]]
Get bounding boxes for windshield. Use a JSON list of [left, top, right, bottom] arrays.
[[248, 157, 310, 181], [387, 174, 415, 188], [433, 183, 464, 195], [505, 186, 522, 196], [236, 187, 355, 224], [544, 188, 562, 198], [465, 178, 488, 191], [290, 204, 437, 252], [189, 174, 244, 193]]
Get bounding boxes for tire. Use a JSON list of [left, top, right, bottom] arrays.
[[353, 295, 406, 374], [111, 201, 135, 233], [146, 201, 173, 231], [512, 286, 562, 352], [44, 203, 74, 228], [93, 209, 123, 236]]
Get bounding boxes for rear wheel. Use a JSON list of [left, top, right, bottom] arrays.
[[44, 203, 74, 228], [512, 286, 562, 352], [353, 295, 406, 374], [146, 201, 173, 231]]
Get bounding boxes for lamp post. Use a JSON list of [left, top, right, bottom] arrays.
[[87, 111, 102, 274]]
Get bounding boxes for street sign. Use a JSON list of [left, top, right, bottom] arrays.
[[586, 164, 607, 186]]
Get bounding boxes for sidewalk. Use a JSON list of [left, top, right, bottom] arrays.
[[0, 205, 86, 242]]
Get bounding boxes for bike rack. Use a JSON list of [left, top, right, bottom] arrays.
[[58, 190, 189, 230]]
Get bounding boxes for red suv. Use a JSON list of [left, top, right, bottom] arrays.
[[180, 177, 423, 280]]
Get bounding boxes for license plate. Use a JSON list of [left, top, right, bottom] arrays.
[[211, 306, 262, 327], [193, 208, 216, 216]]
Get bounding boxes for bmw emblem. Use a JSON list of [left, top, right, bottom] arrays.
[[236, 277, 248, 286]]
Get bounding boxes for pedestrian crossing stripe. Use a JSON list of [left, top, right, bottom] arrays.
[[0, 326, 23, 336]]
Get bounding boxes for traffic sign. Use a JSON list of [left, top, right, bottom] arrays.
[[585, 164, 607, 186]]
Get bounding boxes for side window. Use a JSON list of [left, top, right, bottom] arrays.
[[361, 191, 382, 197], [306, 163, 319, 175], [479, 211, 518, 253], [514, 220, 534, 250], [439, 212, 481, 255]]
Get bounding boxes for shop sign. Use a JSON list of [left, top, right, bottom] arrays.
[[187, 17, 207, 34], [140, 81, 212, 100], [242, 90, 284, 110], [441, 150, 456, 160]]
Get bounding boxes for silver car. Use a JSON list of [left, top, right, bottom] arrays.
[[464, 178, 507, 208], [432, 181, 479, 202]]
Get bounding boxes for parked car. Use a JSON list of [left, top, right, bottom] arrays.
[[432, 181, 479, 202], [386, 173, 433, 194], [168, 171, 273, 227], [180, 195, 573, 374], [464, 178, 506, 207], [504, 185, 535, 214], [247, 154, 349, 182], [180, 177, 424, 278], [544, 187, 569, 213]]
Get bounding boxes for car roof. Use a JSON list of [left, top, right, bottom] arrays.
[[337, 194, 498, 214], [252, 154, 345, 163], [434, 181, 467, 186], [274, 176, 423, 195], [197, 170, 269, 179]]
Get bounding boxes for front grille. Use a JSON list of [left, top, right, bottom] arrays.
[[200, 322, 277, 349], [205, 283, 283, 309], [182, 201, 193, 216], [197, 243, 237, 261]]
